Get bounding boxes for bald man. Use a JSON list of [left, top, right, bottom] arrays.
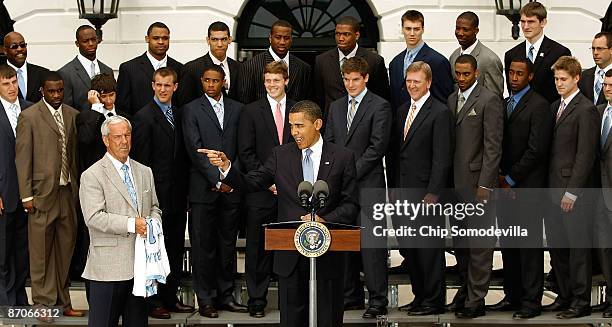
[[3, 32, 49, 103]]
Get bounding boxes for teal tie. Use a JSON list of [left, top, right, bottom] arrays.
[[121, 164, 138, 210], [302, 148, 314, 184]]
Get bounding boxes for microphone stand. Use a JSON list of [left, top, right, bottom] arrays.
[[309, 198, 318, 327]]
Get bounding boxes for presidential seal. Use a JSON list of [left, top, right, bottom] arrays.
[[294, 221, 331, 258]]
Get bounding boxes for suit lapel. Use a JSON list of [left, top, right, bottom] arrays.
[[260, 99, 281, 146], [290, 144, 303, 183], [403, 97, 432, 147], [335, 96, 349, 138], [200, 97, 222, 131], [283, 99, 296, 144], [396, 102, 410, 142], [346, 92, 370, 143], [151, 102, 174, 139], [448, 92, 458, 120], [456, 85, 480, 125], [532, 38, 550, 75], [554, 95, 579, 128], [138, 53, 155, 78], [0, 102, 15, 140], [222, 99, 234, 132], [508, 89, 530, 122], [330, 49, 343, 87], [584, 68, 596, 100], [71, 57, 92, 89], [61, 105, 74, 140], [316, 142, 334, 181], [102, 156, 137, 212], [38, 102, 61, 135], [287, 54, 298, 91]]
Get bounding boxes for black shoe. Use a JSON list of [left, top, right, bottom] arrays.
[[217, 301, 248, 313], [344, 302, 365, 311], [362, 306, 387, 319], [487, 299, 519, 311], [556, 307, 591, 319], [602, 308, 612, 318], [513, 307, 541, 319], [455, 306, 485, 319], [166, 301, 195, 313], [542, 301, 570, 312], [593, 301, 609, 312], [248, 306, 265, 318], [446, 301, 464, 312], [198, 305, 218, 318], [399, 301, 420, 312], [407, 306, 445, 316]]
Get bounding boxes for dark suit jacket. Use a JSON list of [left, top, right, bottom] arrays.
[[177, 53, 241, 106], [386, 96, 453, 194], [239, 51, 311, 104], [223, 141, 358, 278], [597, 103, 612, 210], [238, 96, 295, 207], [548, 92, 599, 202], [504, 36, 571, 104], [17, 62, 48, 103], [448, 83, 504, 196], [324, 90, 391, 188], [501, 88, 554, 188], [131, 101, 189, 214], [579, 66, 607, 106], [182, 95, 242, 203], [75, 108, 131, 174], [389, 44, 454, 109], [314, 47, 390, 117], [116, 53, 184, 115], [0, 98, 32, 212], [58, 56, 114, 111]]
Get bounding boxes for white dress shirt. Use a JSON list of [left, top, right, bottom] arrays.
[[269, 47, 290, 74], [77, 53, 100, 78], [526, 34, 545, 61], [460, 40, 479, 55], [146, 51, 168, 70], [339, 44, 359, 64], [267, 93, 287, 121], [0, 96, 21, 135], [210, 54, 231, 91], [403, 91, 431, 133], [91, 103, 117, 117]]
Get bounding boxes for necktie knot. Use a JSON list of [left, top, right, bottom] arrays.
[[121, 164, 129, 173], [107, 112, 114, 117], [305, 148, 313, 158]]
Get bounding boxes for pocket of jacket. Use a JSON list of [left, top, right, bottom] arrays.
[[92, 237, 117, 247], [469, 162, 482, 171]]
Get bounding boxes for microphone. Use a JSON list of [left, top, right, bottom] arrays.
[[297, 181, 313, 209], [313, 180, 329, 209]]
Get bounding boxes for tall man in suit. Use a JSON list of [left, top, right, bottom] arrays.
[[15, 72, 84, 321], [240, 20, 311, 104], [504, 2, 571, 104], [447, 55, 503, 318], [182, 64, 247, 318], [178, 22, 241, 106], [324, 56, 391, 318], [449, 12, 504, 97], [131, 67, 193, 317], [3, 32, 48, 103], [238, 61, 295, 318], [0, 64, 31, 306], [579, 32, 612, 106], [314, 16, 390, 117], [386, 61, 453, 316], [117, 22, 184, 115], [389, 10, 453, 109], [543, 56, 599, 319], [492, 57, 553, 319], [80, 115, 160, 327], [201, 100, 359, 327], [59, 25, 113, 111]]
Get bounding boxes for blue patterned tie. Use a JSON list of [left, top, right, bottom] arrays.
[[403, 51, 415, 78], [602, 107, 612, 150], [527, 45, 535, 63], [214, 102, 224, 128], [302, 148, 314, 184], [164, 106, 174, 128], [506, 97, 516, 117], [121, 164, 138, 210], [595, 70, 605, 104], [17, 68, 25, 98]]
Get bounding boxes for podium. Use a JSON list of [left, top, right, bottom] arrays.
[[264, 221, 361, 327]]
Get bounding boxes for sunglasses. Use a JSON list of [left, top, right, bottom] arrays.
[[6, 43, 27, 50]]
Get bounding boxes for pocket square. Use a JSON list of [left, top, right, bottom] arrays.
[[468, 109, 477, 116], [324, 161, 330, 165]]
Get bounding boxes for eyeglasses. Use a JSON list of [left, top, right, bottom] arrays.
[[590, 47, 610, 52], [6, 43, 27, 50]]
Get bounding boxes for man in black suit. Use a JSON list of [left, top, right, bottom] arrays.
[[543, 56, 599, 319], [504, 2, 571, 104], [0, 64, 31, 306], [389, 10, 453, 109], [178, 22, 241, 106], [131, 67, 194, 318], [579, 32, 612, 106], [239, 20, 311, 105], [116, 22, 184, 115], [491, 57, 553, 319], [314, 16, 390, 118], [182, 64, 247, 318], [324, 57, 391, 318], [201, 100, 359, 327], [238, 61, 295, 318], [3, 32, 48, 103], [386, 61, 452, 316]]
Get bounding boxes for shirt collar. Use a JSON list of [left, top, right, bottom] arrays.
[[210, 53, 228, 66], [146, 51, 168, 69], [91, 103, 117, 116], [269, 47, 289, 61], [266, 93, 286, 108], [407, 41, 425, 55], [411, 91, 431, 109], [596, 63, 612, 76], [154, 96, 172, 111], [460, 81, 478, 101], [205, 94, 224, 108], [560, 88, 580, 105], [460, 40, 479, 55], [526, 34, 544, 56], [7, 61, 27, 73], [303, 133, 323, 157], [106, 152, 131, 170], [510, 84, 531, 102], [43, 98, 62, 115], [338, 44, 359, 61], [77, 53, 98, 68], [0, 96, 18, 111], [348, 87, 368, 105]]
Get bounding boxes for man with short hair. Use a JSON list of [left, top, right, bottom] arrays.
[[389, 10, 453, 109], [240, 20, 311, 104], [178, 22, 241, 106], [314, 16, 390, 118], [504, 1, 571, 104], [116, 22, 184, 115], [3, 32, 48, 103], [579, 32, 612, 106], [0, 64, 32, 307], [449, 11, 503, 97]]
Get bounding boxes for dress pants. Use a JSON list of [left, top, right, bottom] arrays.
[[343, 248, 389, 307], [0, 205, 29, 305], [189, 195, 240, 306], [245, 204, 276, 308], [29, 185, 76, 308], [596, 199, 612, 304], [88, 279, 147, 327]]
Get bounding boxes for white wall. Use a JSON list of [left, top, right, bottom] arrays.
[[5, 0, 608, 75]]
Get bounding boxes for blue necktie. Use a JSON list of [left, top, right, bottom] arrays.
[[403, 51, 415, 78], [164, 106, 174, 128], [602, 108, 612, 150], [506, 97, 516, 117], [302, 148, 314, 184], [527, 45, 535, 63], [595, 70, 605, 104], [121, 164, 138, 210], [17, 68, 25, 98]]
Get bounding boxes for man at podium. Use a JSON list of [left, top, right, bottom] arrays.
[[200, 100, 359, 327]]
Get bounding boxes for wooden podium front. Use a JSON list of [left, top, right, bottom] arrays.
[[264, 225, 361, 252]]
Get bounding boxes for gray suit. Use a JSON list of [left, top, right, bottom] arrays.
[[449, 41, 504, 98], [58, 56, 113, 111]]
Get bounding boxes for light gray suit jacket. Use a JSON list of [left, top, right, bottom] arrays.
[[58, 56, 113, 111], [79, 154, 162, 281], [450, 41, 504, 98]]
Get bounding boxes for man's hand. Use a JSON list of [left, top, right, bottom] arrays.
[[422, 193, 439, 204], [475, 187, 491, 204], [499, 175, 511, 189], [87, 90, 101, 105], [560, 195, 575, 213], [197, 149, 230, 172], [269, 184, 277, 195], [218, 183, 233, 193], [498, 175, 516, 199], [0, 197, 3, 215], [23, 200, 35, 214], [135, 217, 147, 237], [300, 214, 326, 223]]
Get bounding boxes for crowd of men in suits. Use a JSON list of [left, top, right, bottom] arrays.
[[1, 1, 612, 326]]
